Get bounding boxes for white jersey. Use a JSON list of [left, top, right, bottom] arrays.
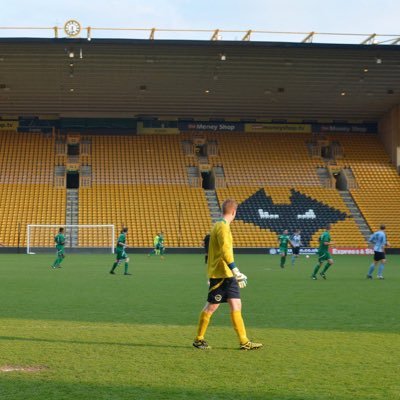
[[290, 234, 302, 247]]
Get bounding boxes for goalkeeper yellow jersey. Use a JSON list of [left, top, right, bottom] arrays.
[[207, 218, 235, 279]]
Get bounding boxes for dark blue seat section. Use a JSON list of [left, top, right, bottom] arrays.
[[236, 188, 347, 246]]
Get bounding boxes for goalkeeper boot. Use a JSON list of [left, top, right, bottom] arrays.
[[193, 339, 211, 350], [311, 275, 317, 280], [319, 272, 327, 280], [240, 341, 263, 351]]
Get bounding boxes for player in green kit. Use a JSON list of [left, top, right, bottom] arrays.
[[157, 232, 165, 260], [312, 224, 334, 280], [110, 227, 131, 275], [51, 227, 66, 269], [278, 229, 290, 268]]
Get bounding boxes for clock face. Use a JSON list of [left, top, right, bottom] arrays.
[[64, 20, 81, 37]]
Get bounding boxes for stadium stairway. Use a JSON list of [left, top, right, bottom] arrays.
[[316, 166, 332, 187], [338, 191, 372, 240], [66, 189, 79, 247], [204, 190, 221, 223]]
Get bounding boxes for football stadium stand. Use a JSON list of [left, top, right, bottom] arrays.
[[335, 135, 400, 247], [215, 133, 322, 187], [91, 135, 187, 185], [79, 184, 210, 247], [0, 131, 65, 247], [207, 132, 368, 247], [1, 129, 400, 249], [81, 135, 211, 247]]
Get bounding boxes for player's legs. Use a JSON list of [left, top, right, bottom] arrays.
[[227, 298, 249, 344], [204, 254, 208, 264], [110, 251, 122, 274], [124, 256, 131, 275], [110, 260, 120, 274], [367, 252, 384, 279], [228, 298, 262, 350], [320, 258, 334, 279], [377, 258, 386, 279], [52, 249, 63, 268], [312, 256, 324, 279], [227, 281, 260, 348], [159, 246, 165, 260], [194, 302, 219, 342], [280, 250, 287, 268], [51, 251, 59, 268], [194, 277, 227, 348], [57, 253, 65, 267], [367, 260, 378, 279], [291, 247, 299, 265]]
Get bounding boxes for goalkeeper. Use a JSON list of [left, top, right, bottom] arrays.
[[193, 199, 263, 351], [148, 232, 165, 260], [51, 227, 66, 269]]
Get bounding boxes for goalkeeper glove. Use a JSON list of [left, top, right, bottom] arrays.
[[231, 267, 248, 288]]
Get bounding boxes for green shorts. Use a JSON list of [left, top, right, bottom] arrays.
[[115, 249, 128, 261], [279, 247, 288, 255], [318, 251, 332, 263], [56, 246, 65, 257]]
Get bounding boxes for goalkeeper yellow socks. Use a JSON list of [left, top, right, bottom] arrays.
[[195, 311, 212, 340], [231, 310, 249, 345]]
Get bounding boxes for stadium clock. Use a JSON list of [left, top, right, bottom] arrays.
[[64, 20, 81, 37]]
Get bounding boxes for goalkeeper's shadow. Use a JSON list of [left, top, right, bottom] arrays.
[[0, 335, 187, 349]]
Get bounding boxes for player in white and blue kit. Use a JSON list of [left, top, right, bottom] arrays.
[[367, 225, 390, 280], [290, 229, 302, 266]]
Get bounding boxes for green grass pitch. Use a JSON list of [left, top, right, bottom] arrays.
[[0, 253, 399, 400]]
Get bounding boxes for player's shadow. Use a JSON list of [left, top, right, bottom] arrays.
[[0, 335, 187, 349], [0, 376, 314, 400]]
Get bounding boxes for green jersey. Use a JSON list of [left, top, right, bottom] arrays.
[[54, 233, 65, 249], [116, 233, 126, 251], [278, 234, 290, 249], [318, 231, 331, 253]]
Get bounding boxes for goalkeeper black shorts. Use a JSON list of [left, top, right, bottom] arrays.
[[207, 277, 240, 304]]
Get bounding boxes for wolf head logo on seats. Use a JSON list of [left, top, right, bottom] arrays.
[[236, 189, 347, 246]]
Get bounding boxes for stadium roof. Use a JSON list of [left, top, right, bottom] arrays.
[[0, 38, 400, 121]]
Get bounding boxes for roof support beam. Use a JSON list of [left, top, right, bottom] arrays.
[[242, 30, 252, 41], [391, 37, 400, 44], [302, 31, 315, 43], [361, 33, 376, 44], [149, 28, 156, 40], [211, 29, 220, 41], [53, 26, 58, 38]]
